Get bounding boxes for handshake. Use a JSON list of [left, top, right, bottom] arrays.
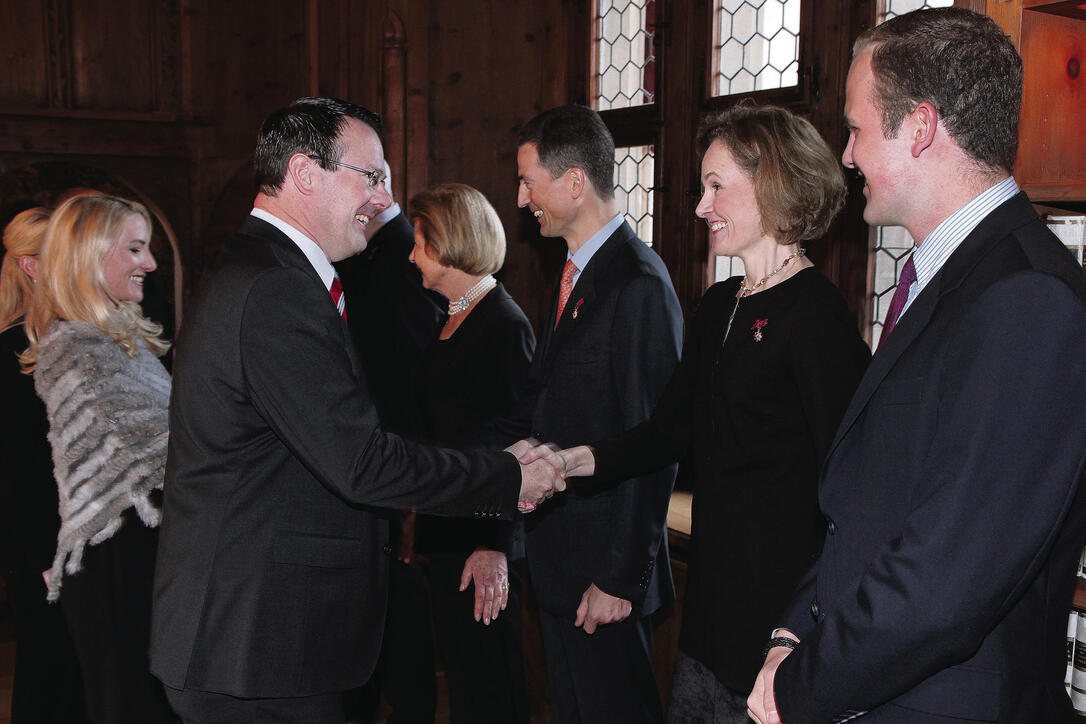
[[506, 439, 597, 513]]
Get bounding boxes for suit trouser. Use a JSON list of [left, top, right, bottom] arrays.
[[164, 685, 344, 724], [538, 608, 662, 724]]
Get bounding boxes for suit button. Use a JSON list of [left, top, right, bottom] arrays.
[[826, 517, 837, 535], [383, 544, 392, 554], [809, 599, 820, 620]]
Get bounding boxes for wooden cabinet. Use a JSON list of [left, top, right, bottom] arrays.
[[963, 0, 1085, 202]]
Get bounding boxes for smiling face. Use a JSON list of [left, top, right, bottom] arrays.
[[695, 140, 770, 257], [101, 214, 155, 303], [409, 225, 451, 295], [516, 143, 574, 240], [842, 50, 916, 229], [311, 119, 392, 262]]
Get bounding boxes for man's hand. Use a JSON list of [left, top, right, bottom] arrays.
[[574, 583, 631, 634], [459, 548, 509, 625], [748, 633, 798, 724], [518, 443, 597, 479], [509, 440, 567, 512]]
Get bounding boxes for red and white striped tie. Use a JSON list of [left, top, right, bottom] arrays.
[[330, 272, 347, 322]]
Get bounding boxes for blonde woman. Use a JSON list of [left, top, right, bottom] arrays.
[[1, 207, 91, 722], [23, 194, 174, 723], [407, 183, 535, 724]]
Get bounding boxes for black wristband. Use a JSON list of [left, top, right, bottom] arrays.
[[763, 636, 799, 657]]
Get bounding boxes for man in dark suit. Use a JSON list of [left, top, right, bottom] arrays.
[[336, 164, 444, 432], [515, 104, 683, 723], [335, 166, 443, 723], [149, 97, 561, 723], [749, 9, 1086, 723]]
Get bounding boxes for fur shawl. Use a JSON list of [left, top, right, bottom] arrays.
[[34, 321, 171, 601]]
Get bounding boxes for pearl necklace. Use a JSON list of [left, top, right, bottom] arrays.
[[723, 248, 804, 344], [448, 274, 496, 316]]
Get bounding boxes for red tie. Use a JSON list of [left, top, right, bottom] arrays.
[[877, 254, 916, 351], [330, 272, 347, 322], [555, 259, 577, 328]]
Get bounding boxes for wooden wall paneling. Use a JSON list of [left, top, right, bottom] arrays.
[[809, 0, 874, 334], [654, 0, 706, 321], [0, 1, 51, 108], [397, 0, 431, 204], [381, 8, 410, 205], [428, 0, 573, 336], [44, 0, 74, 108], [1016, 9, 1084, 202], [69, 0, 158, 111]]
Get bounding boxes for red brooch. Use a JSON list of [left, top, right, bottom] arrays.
[[572, 298, 584, 319], [751, 318, 768, 342]]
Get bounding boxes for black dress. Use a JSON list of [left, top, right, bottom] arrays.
[[594, 267, 871, 692], [412, 282, 535, 724], [0, 324, 91, 723]]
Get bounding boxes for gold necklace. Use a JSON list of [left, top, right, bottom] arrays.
[[723, 249, 804, 344]]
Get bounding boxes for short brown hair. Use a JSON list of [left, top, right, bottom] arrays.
[[854, 7, 1021, 174], [408, 183, 506, 276], [697, 104, 845, 245]]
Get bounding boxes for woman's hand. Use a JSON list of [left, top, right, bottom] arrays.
[[460, 548, 510, 625]]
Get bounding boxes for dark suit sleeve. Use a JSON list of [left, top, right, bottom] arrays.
[[592, 285, 714, 481], [776, 271, 1086, 720], [595, 272, 683, 603], [240, 266, 520, 518], [789, 302, 870, 467]]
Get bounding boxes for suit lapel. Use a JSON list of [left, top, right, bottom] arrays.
[[541, 224, 629, 371], [239, 216, 362, 371], [826, 194, 1036, 457]]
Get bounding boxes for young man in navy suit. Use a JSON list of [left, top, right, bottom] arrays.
[[749, 9, 1086, 723], [515, 104, 683, 723]]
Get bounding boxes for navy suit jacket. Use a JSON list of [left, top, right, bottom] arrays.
[[524, 221, 683, 618], [777, 193, 1086, 722], [150, 216, 519, 698]]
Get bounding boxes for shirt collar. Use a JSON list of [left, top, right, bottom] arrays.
[[910, 176, 1019, 296], [371, 202, 401, 227], [568, 213, 625, 276], [250, 208, 336, 290]]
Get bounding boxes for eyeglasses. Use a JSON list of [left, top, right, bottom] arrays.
[[308, 156, 387, 189]]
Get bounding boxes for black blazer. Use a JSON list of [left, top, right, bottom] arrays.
[[524, 222, 683, 618], [777, 194, 1086, 722], [335, 211, 444, 434], [150, 216, 520, 698]]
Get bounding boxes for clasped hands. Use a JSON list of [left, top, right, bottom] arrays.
[[508, 439, 596, 512]]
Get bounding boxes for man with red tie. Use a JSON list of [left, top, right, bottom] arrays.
[[748, 9, 1086, 722], [150, 97, 561, 723], [514, 104, 683, 723]]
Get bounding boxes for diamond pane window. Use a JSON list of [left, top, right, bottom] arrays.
[[615, 145, 654, 244], [868, 0, 953, 347], [595, 0, 656, 110], [712, 0, 800, 97]]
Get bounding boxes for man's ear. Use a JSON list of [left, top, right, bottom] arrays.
[[17, 254, 38, 281], [567, 167, 587, 200], [286, 153, 318, 195], [910, 102, 937, 158]]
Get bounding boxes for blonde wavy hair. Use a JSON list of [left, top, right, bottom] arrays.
[[0, 207, 51, 333], [22, 194, 169, 370]]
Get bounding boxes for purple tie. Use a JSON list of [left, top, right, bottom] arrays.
[[330, 272, 347, 322], [877, 254, 916, 351]]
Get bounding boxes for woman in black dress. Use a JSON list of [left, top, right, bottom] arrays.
[[0, 206, 91, 723], [23, 194, 175, 724], [405, 183, 535, 724], [533, 105, 871, 723]]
